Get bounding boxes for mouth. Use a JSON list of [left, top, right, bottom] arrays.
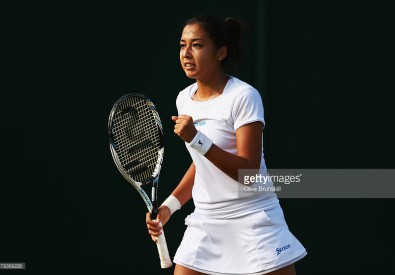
[[184, 62, 195, 70]]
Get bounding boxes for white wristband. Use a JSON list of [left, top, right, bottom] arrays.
[[161, 195, 181, 215], [187, 131, 213, 156]]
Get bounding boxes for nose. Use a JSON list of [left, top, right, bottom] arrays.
[[181, 45, 192, 58]]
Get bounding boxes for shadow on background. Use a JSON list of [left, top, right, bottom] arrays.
[[1, 0, 394, 274]]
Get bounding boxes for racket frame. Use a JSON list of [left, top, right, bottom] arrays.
[[108, 93, 172, 268]]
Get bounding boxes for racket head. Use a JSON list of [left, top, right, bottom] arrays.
[[108, 93, 164, 189]]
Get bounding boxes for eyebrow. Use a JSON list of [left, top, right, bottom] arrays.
[[180, 38, 205, 42]]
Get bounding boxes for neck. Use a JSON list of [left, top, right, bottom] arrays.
[[195, 74, 226, 101]]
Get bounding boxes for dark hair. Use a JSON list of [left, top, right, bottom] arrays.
[[183, 15, 243, 71]]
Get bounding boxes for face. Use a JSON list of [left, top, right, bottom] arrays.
[[179, 23, 224, 80]]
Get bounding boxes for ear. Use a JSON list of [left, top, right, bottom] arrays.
[[217, 46, 228, 61]]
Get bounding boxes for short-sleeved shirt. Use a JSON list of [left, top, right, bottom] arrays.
[[176, 76, 277, 212]]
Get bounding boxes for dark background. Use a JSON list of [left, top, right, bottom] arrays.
[[1, 0, 394, 274]]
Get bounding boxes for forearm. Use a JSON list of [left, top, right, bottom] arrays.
[[173, 116, 263, 183], [171, 162, 195, 207], [148, 165, 195, 239], [201, 122, 263, 181], [204, 144, 260, 181]]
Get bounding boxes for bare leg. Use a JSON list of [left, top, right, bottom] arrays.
[[174, 264, 206, 275], [266, 264, 296, 275]]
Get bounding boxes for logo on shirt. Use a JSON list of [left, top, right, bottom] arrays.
[[276, 244, 291, 255], [198, 140, 203, 146], [194, 121, 206, 127]]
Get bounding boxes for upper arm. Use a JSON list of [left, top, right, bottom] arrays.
[[235, 121, 263, 169], [232, 88, 265, 169]]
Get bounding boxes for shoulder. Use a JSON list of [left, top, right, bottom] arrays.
[[227, 77, 265, 129], [228, 76, 262, 102]]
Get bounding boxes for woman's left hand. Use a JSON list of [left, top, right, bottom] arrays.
[[172, 115, 197, 143]]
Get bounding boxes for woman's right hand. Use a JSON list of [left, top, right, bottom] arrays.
[[146, 205, 171, 242]]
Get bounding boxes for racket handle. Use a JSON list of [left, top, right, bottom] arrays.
[[155, 225, 173, 268]]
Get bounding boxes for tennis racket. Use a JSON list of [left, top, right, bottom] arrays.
[[108, 93, 172, 268]]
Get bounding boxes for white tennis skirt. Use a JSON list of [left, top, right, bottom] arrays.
[[173, 200, 307, 274]]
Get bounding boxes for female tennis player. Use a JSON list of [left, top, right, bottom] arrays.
[[146, 15, 307, 275]]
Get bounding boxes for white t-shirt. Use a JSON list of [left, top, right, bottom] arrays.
[[176, 76, 277, 213]]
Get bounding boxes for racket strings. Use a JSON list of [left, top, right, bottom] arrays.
[[112, 97, 162, 183]]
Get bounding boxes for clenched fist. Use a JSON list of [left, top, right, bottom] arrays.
[[171, 115, 197, 143]]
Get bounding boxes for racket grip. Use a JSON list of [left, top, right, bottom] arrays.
[[155, 224, 173, 268]]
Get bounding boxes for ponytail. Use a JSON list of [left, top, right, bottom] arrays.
[[224, 17, 242, 69]]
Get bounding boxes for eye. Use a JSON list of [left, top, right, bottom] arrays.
[[180, 43, 186, 49], [193, 43, 202, 48]]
